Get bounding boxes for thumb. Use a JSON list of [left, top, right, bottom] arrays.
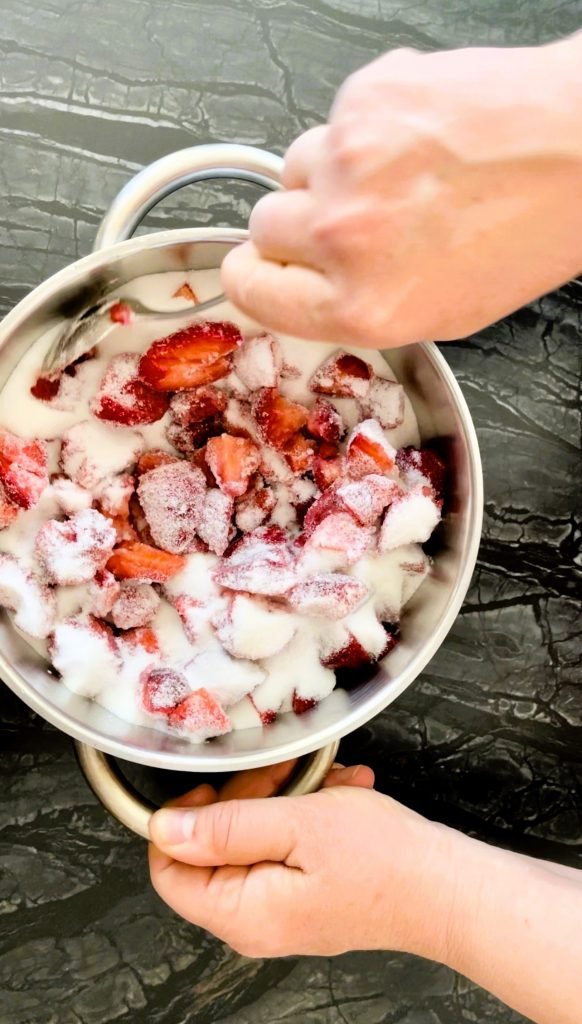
[[149, 795, 302, 867]]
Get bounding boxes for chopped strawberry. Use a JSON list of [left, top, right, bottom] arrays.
[[0, 429, 49, 509], [137, 462, 206, 554], [234, 333, 281, 390], [107, 542, 186, 583], [60, 420, 143, 489], [93, 474, 135, 518], [212, 593, 296, 660], [173, 594, 203, 644], [197, 488, 234, 556], [0, 552, 56, 638], [50, 477, 92, 515], [306, 513, 375, 565], [86, 568, 121, 618], [222, 397, 256, 439], [313, 454, 345, 491], [361, 377, 405, 430], [347, 419, 396, 479], [307, 398, 344, 443], [141, 666, 191, 715], [292, 692, 318, 715], [283, 434, 315, 475], [214, 525, 298, 596], [318, 440, 340, 459], [235, 482, 276, 533], [138, 321, 242, 391], [321, 633, 372, 669], [136, 450, 182, 476], [50, 615, 120, 697], [92, 353, 169, 426], [252, 388, 308, 449], [0, 483, 19, 530], [166, 416, 223, 456], [310, 351, 372, 399], [167, 688, 231, 738], [111, 582, 160, 630], [170, 385, 227, 425], [205, 434, 261, 498], [303, 487, 349, 538], [123, 626, 160, 654], [256, 705, 277, 726], [128, 493, 154, 544], [336, 475, 402, 526], [106, 513, 140, 545], [378, 491, 441, 551], [36, 508, 117, 585], [172, 281, 198, 303], [109, 301, 134, 325], [396, 446, 446, 500], [288, 574, 368, 619], [30, 375, 61, 401], [189, 445, 216, 486]]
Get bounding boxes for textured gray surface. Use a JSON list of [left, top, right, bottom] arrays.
[[1, 1, 581, 1022]]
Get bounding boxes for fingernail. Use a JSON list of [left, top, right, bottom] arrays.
[[348, 766, 362, 781], [152, 808, 197, 845]]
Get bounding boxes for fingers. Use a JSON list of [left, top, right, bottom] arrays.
[[149, 783, 217, 874], [149, 795, 301, 867], [323, 764, 375, 790], [249, 190, 321, 266], [216, 759, 298, 802], [283, 124, 329, 189], [221, 241, 335, 340]]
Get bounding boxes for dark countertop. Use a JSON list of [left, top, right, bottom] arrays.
[[1, 2, 581, 1022]]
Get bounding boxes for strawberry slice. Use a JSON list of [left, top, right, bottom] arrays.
[[347, 420, 396, 478], [288, 574, 368, 619], [396, 446, 446, 500], [139, 321, 242, 391], [252, 388, 308, 449], [92, 353, 170, 426], [292, 692, 318, 715], [283, 434, 315, 475], [0, 429, 49, 509], [310, 351, 372, 399], [106, 542, 186, 582], [170, 385, 227, 426], [141, 666, 191, 715], [172, 281, 198, 303], [205, 434, 261, 498], [136, 450, 182, 476], [307, 398, 344, 443], [306, 513, 375, 565], [167, 688, 231, 738]]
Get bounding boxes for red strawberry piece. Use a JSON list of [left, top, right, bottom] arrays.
[[0, 552, 56, 638], [167, 688, 231, 738], [214, 525, 298, 597], [292, 692, 318, 715], [92, 353, 170, 426], [252, 388, 309, 449], [109, 301, 134, 325], [128, 493, 154, 545], [0, 429, 49, 509], [189, 445, 215, 487], [49, 615, 120, 696], [50, 477, 92, 516], [197, 488, 234, 556], [288, 574, 368, 619], [233, 333, 281, 390], [396, 446, 446, 500], [379, 624, 400, 659], [166, 417, 224, 456], [87, 568, 121, 618], [0, 482, 19, 530], [222, 397, 256, 439], [257, 706, 277, 726], [141, 666, 191, 715], [106, 513, 140, 545], [307, 513, 375, 565], [30, 375, 61, 401], [93, 474, 135, 518], [172, 281, 198, 303], [173, 594, 203, 643], [111, 581, 160, 630], [310, 351, 372, 399], [347, 419, 396, 479], [170, 385, 227, 426], [106, 542, 186, 583], [138, 321, 242, 391], [136, 450, 182, 476], [361, 377, 405, 430], [303, 486, 349, 538], [379, 490, 441, 551], [235, 482, 276, 533], [321, 633, 372, 669], [307, 398, 344, 443], [336, 474, 402, 526], [36, 508, 117, 585], [123, 625, 160, 654], [60, 420, 143, 489], [137, 461, 206, 554], [283, 434, 315, 475], [205, 434, 261, 498], [313, 454, 345, 492]]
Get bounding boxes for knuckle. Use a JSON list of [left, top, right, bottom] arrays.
[[206, 801, 240, 857], [327, 118, 369, 175]]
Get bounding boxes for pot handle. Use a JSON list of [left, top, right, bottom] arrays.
[[75, 740, 340, 840], [93, 143, 284, 251]]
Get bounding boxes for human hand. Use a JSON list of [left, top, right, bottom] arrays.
[[148, 760, 460, 960], [222, 34, 582, 347]]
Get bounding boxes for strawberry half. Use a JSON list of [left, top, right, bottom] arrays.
[[138, 321, 242, 391]]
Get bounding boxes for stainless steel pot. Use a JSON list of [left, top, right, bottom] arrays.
[[0, 144, 483, 836]]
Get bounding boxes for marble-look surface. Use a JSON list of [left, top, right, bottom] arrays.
[[0, 1, 581, 1022]]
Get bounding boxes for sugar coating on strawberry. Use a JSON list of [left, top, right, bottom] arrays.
[[141, 666, 191, 715], [303, 486, 349, 538], [361, 377, 405, 430], [50, 478, 92, 516], [347, 419, 397, 479], [283, 434, 315, 475], [214, 525, 298, 596], [260, 446, 294, 485], [139, 320, 242, 391], [50, 615, 120, 697], [222, 397, 256, 439], [107, 542, 186, 583], [86, 568, 121, 618], [252, 388, 308, 449], [0, 428, 49, 509], [122, 625, 160, 655], [165, 419, 220, 456], [212, 593, 296, 660], [306, 513, 375, 566], [197, 488, 234, 556], [0, 553, 56, 638], [138, 462, 206, 554], [379, 491, 441, 552], [288, 574, 369, 619], [307, 398, 344, 443], [320, 631, 371, 669], [184, 647, 266, 707], [169, 385, 227, 426], [205, 434, 261, 498], [256, 631, 336, 713], [36, 509, 117, 586], [172, 594, 204, 644], [292, 692, 318, 715], [396, 446, 446, 500], [91, 353, 169, 426], [235, 483, 276, 533], [60, 420, 143, 488], [167, 688, 231, 739], [93, 474, 134, 518], [400, 547, 431, 605], [310, 351, 372, 399], [0, 483, 19, 530], [136, 450, 182, 476], [336, 474, 401, 526], [111, 582, 161, 630], [313, 454, 345, 492], [234, 333, 281, 390]]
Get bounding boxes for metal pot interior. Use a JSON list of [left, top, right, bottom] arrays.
[[0, 229, 482, 771]]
